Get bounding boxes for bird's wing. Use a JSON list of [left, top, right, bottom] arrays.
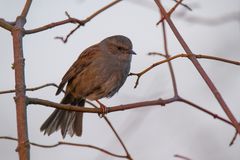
[[56, 44, 100, 95]]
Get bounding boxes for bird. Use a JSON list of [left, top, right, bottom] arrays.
[[40, 35, 136, 138]]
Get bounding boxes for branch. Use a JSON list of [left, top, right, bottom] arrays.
[[161, 21, 178, 95], [103, 116, 133, 159], [24, 0, 122, 34], [0, 18, 13, 31], [174, 154, 192, 160], [0, 136, 127, 159], [0, 83, 61, 95], [27, 96, 233, 128], [229, 130, 238, 146], [156, 0, 184, 25], [178, 97, 233, 126], [86, 101, 132, 159], [27, 97, 170, 113], [172, 0, 192, 11], [154, 0, 240, 134], [12, 15, 29, 160], [20, 0, 32, 18], [130, 53, 240, 88]]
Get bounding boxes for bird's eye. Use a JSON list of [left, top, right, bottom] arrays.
[[117, 46, 126, 51], [117, 47, 123, 50]]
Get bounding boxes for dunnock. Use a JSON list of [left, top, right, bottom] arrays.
[[40, 35, 136, 138]]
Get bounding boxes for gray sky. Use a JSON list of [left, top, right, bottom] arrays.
[[0, 0, 240, 159]]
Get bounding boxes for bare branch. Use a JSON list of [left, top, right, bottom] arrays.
[[103, 116, 133, 159], [54, 24, 81, 43], [0, 136, 127, 159], [20, 0, 32, 18], [161, 21, 178, 96], [0, 18, 13, 31], [24, 0, 122, 35], [0, 83, 61, 95], [174, 154, 192, 160], [27, 97, 170, 113], [172, 0, 192, 11], [155, 0, 240, 134], [87, 102, 132, 159], [27, 96, 233, 128], [130, 53, 240, 88], [229, 130, 238, 146], [157, 0, 184, 25], [179, 97, 233, 126], [148, 52, 167, 58]]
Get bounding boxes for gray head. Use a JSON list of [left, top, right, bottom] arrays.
[[100, 35, 136, 55]]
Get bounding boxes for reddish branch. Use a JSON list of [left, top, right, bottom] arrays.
[[27, 96, 233, 127], [11, 0, 33, 159], [154, 0, 240, 134]]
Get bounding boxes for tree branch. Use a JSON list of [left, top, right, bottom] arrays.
[[156, 0, 184, 25], [154, 0, 240, 134], [27, 96, 233, 128], [0, 83, 61, 95], [12, 16, 29, 160], [20, 0, 32, 18], [130, 53, 240, 88], [0, 18, 13, 31], [0, 136, 128, 159], [24, 0, 122, 35]]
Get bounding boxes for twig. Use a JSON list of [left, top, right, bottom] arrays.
[[85, 101, 132, 159], [130, 53, 240, 88], [154, 0, 240, 134], [174, 154, 192, 160], [24, 0, 122, 35], [0, 83, 61, 95], [179, 97, 233, 126], [103, 116, 133, 159], [156, 0, 184, 25], [148, 52, 166, 58], [0, 136, 127, 159], [229, 130, 238, 146], [161, 20, 178, 95], [172, 0, 192, 11], [0, 18, 13, 31], [54, 23, 81, 43]]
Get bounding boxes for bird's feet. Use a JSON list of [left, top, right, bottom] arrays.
[[96, 100, 108, 117]]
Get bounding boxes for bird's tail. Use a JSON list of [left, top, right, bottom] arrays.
[[40, 94, 85, 138]]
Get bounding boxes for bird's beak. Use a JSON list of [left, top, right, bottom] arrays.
[[131, 50, 137, 55]]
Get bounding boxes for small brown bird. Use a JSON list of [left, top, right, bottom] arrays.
[[40, 35, 136, 138]]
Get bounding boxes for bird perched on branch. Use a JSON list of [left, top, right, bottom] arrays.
[[40, 35, 136, 138]]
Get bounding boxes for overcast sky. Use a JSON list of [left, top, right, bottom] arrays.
[[0, 0, 240, 160]]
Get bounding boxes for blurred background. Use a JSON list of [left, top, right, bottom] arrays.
[[0, 0, 240, 159]]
